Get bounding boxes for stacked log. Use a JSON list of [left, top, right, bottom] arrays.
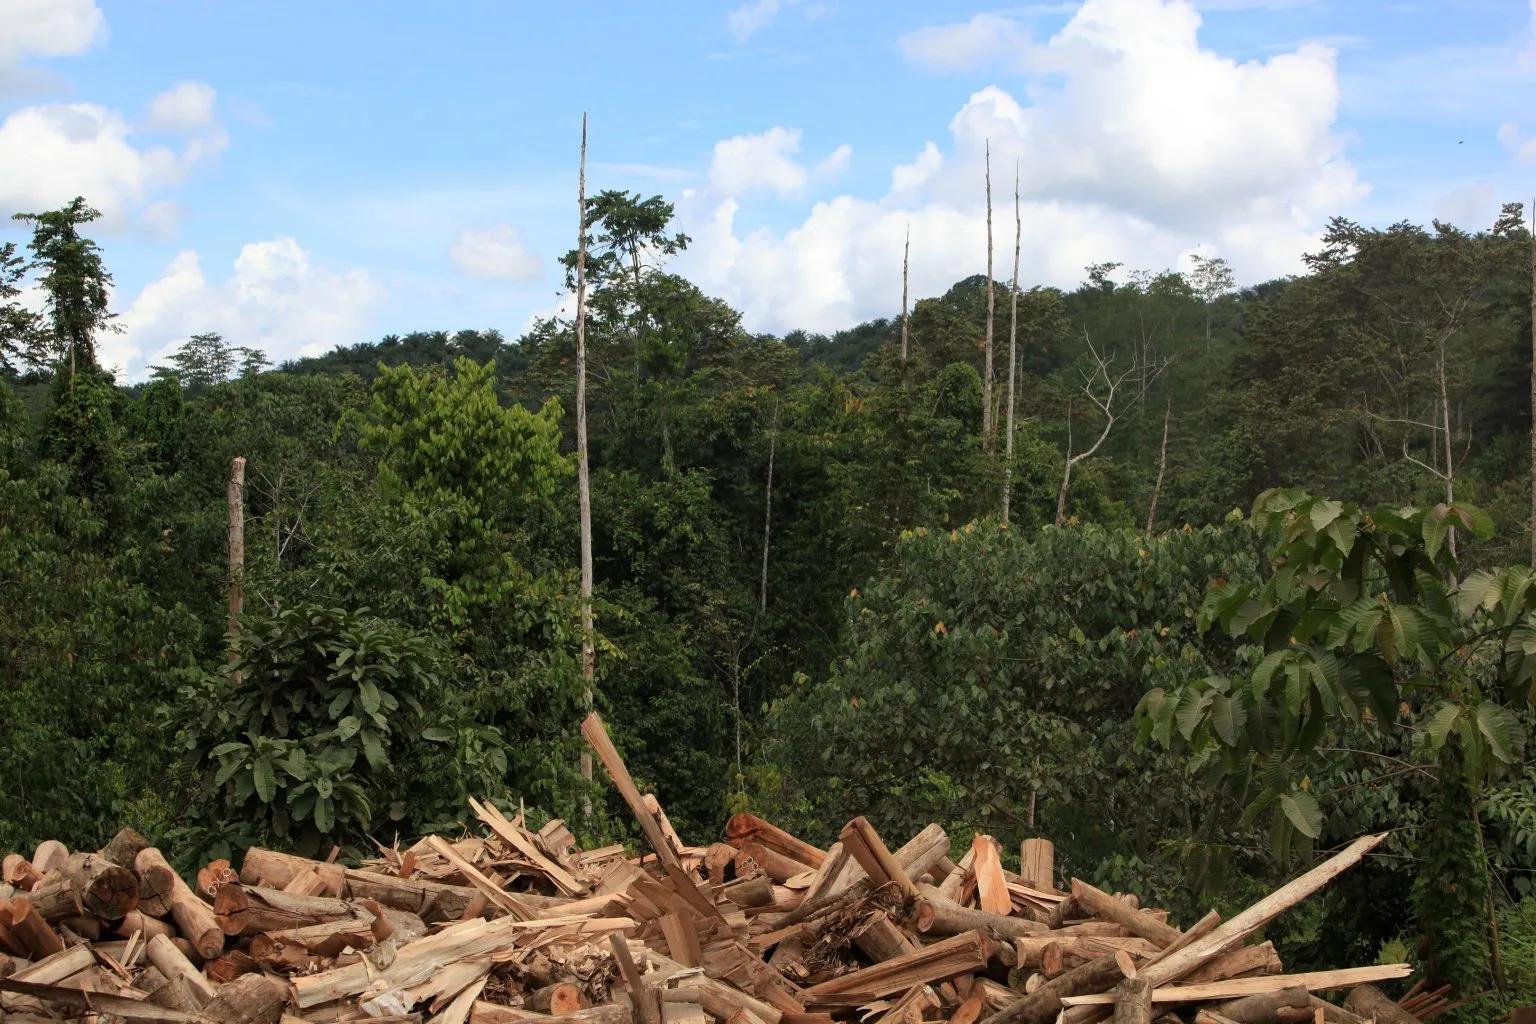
[[0, 714, 1424, 1024]]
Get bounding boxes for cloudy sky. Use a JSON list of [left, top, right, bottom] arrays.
[[2, 0, 1533, 378]]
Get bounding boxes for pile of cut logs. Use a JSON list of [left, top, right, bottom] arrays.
[[0, 713, 1436, 1024]]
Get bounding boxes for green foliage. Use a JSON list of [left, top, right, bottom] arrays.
[[12, 197, 116, 374], [179, 604, 494, 855], [1141, 488, 1531, 856]]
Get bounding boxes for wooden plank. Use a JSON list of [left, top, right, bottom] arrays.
[[972, 837, 1010, 917], [1056, 965, 1413, 1006], [424, 837, 534, 920], [581, 713, 681, 873]]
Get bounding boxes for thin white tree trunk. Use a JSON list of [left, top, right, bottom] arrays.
[[1529, 199, 1535, 567], [228, 455, 246, 684], [760, 405, 777, 616], [575, 115, 595, 800], [1146, 401, 1170, 534], [983, 141, 995, 452], [900, 224, 910, 363], [1438, 339, 1456, 558], [1001, 165, 1020, 527]]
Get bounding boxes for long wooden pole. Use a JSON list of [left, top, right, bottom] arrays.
[[1001, 163, 1020, 526], [227, 455, 245, 684], [575, 114, 595, 801]]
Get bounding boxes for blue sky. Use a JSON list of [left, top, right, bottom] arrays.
[[2, 0, 1534, 377]]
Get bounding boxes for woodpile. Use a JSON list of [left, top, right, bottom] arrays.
[[0, 712, 1424, 1024]]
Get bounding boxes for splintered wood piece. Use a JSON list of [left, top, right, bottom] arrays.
[[424, 836, 534, 920], [1131, 834, 1387, 993], [949, 984, 987, 1024], [659, 912, 702, 967], [135, 848, 223, 958], [1069, 881, 1181, 949], [972, 837, 1010, 917], [724, 814, 827, 870], [581, 712, 681, 873], [938, 849, 974, 903], [1183, 942, 1282, 984], [1018, 839, 1055, 893], [214, 884, 365, 935], [1056, 965, 1413, 1006], [470, 797, 586, 896], [837, 818, 918, 901], [801, 929, 991, 1005], [0, 976, 199, 1022], [344, 867, 478, 921]]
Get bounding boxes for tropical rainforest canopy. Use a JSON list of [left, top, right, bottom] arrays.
[[3, 193, 1536, 1017]]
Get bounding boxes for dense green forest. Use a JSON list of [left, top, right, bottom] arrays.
[[4, 194, 1536, 1016]]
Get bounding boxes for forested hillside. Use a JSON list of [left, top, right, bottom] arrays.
[[3, 193, 1536, 1014]]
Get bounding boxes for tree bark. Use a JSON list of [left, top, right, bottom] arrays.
[[1145, 401, 1169, 534], [1002, 164, 1021, 526], [1111, 977, 1151, 1024], [1340, 984, 1418, 1024], [912, 895, 1045, 939], [1437, 341, 1456, 558], [983, 140, 996, 452], [901, 224, 911, 363], [134, 848, 223, 959], [227, 456, 245, 682], [1196, 986, 1310, 1024], [1529, 197, 1535, 567], [575, 113, 596, 803]]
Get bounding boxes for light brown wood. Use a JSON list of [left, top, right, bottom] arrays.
[[1018, 840, 1054, 893], [214, 884, 364, 935], [724, 814, 827, 870], [116, 909, 176, 940], [237, 848, 345, 895], [6, 897, 64, 958], [31, 852, 139, 921], [1057, 965, 1412, 1006], [802, 930, 992, 1005], [202, 971, 288, 1024], [1112, 977, 1152, 1024], [528, 983, 585, 1015], [1069, 880, 1182, 949], [1184, 942, 1282, 984], [1341, 985, 1419, 1024], [915, 891, 1046, 939], [30, 842, 68, 876], [146, 932, 215, 1006], [2, 856, 40, 891], [134, 848, 222, 958], [973, 837, 1010, 917], [837, 818, 918, 901], [737, 842, 814, 883], [1195, 986, 1311, 1024], [101, 827, 151, 869]]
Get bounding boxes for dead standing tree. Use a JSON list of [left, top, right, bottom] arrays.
[[575, 114, 596, 799], [1001, 164, 1021, 527], [1055, 331, 1166, 525], [982, 140, 996, 452]]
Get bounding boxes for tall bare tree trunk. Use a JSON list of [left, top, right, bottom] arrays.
[[900, 224, 911, 364], [575, 114, 595, 802], [227, 455, 245, 684], [1529, 199, 1535, 567], [1001, 165, 1020, 527], [760, 405, 777, 616], [982, 141, 995, 452], [1146, 401, 1170, 533], [1438, 339, 1456, 558], [1056, 408, 1073, 526]]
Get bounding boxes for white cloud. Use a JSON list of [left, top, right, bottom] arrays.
[[0, 0, 104, 69], [1498, 121, 1536, 163], [708, 126, 851, 197], [449, 224, 543, 282], [728, 0, 781, 41], [146, 81, 217, 133], [678, 0, 1365, 334], [113, 238, 381, 378], [0, 90, 225, 226], [899, 14, 1032, 73]]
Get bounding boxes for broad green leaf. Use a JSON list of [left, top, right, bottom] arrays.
[[1280, 789, 1322, 839], [1475, 702, 1518, 763], [1424, 703, 1461, 750], [253, 757, 276, 804]]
